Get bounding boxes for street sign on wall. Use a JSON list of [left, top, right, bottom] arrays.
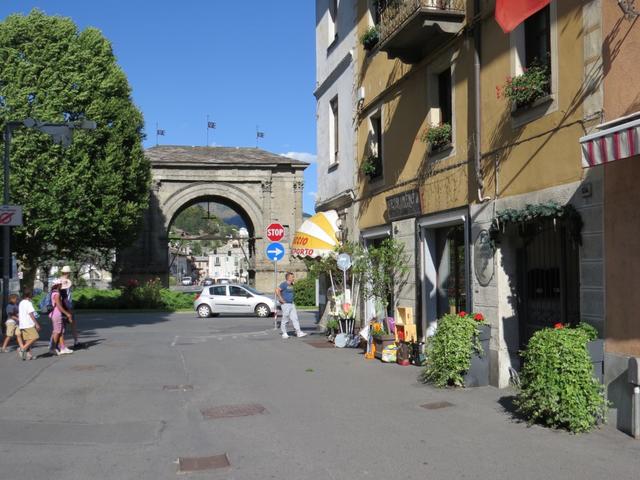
[[266, 223, 285, 242], [0, 205, 23, 226]]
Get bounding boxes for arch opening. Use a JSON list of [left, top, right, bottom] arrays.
[[167, 195, 256, 286]]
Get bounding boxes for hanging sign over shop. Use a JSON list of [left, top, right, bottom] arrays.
[[386, 189, 422, 221]]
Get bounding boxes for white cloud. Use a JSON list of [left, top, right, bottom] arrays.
[[280, 152, 317, 164], [307, 191, 318, 200]]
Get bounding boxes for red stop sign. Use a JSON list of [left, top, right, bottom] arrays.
[[266, 223, 285, 242]]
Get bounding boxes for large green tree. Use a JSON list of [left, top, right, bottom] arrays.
[[0, 10, 151, 287]]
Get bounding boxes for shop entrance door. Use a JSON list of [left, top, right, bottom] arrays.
[[420, 210, 470, 338], [517, 219, 580, 348]]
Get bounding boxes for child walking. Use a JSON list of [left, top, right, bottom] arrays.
[[17, 289, 41, 361], [1, 294, 24, 353]]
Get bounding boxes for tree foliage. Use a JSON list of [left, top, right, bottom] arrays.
[[0, 10, 150, 285]]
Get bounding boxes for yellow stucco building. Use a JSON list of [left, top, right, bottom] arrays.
[[354, 0, 604, 388]]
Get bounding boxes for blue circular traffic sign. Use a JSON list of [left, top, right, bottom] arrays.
[[266, 242, 285, 262]]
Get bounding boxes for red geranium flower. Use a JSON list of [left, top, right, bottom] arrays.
[[474, 313, 484, 322], [554, 323, 564, 329], [458, 311, 467, 317]]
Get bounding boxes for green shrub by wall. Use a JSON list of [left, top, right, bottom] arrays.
[[294, 277, 316, 307], [516, 326, 608, 433]]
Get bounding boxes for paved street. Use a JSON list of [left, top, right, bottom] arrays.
[[0, 311, 639, 479]]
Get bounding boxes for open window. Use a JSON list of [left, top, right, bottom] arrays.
[[366, 111, 384, 181], [426, 53, 456, 156], [328, 0, 339, 44], [329, 95, 339, 167]]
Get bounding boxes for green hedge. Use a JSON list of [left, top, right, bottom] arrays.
[[294, 277, 316, 307], [37, 286, 196, 311]]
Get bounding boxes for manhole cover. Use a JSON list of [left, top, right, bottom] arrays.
[[305, 341, 335, 349], [163, 384, 193, 392], [69, 365, 103, 372], [421, 401, 454, 410], [201, 403, 267, 419], [178, 454, 230, 472]]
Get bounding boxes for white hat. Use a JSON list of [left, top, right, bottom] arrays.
[[52, 278, 63, 286], [61, 266, 72, 273]]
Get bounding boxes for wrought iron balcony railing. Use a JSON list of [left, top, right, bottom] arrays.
[[376, 0, 466, 63]]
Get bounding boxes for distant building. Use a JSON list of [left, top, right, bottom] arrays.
[[208, 240, 248, 283]]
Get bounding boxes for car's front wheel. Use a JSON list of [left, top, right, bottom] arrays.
[[254, 303, 271, 318], [197, 304, 212, 318]]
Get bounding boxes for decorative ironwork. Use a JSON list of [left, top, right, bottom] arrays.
[[377, 0, 466, 43], [618, 0, 640, 19]]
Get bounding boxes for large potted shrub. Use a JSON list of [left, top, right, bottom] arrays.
[[421, 312, 489, 387], [515, 323, 608, 433]]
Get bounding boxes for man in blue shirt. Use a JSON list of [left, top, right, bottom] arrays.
[[276, 272, 307, 339]]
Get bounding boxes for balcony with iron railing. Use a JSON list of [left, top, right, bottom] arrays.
[[376, 0, 466, 63]]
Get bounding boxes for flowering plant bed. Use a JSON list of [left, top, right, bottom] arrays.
[[421, 311, 489, 387]]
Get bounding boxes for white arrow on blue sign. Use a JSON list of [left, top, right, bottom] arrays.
[[265, 242, 285, 262]]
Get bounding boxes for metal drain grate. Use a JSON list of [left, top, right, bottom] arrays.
[[201, 403, 267, 419], [69, 365, 103, 372], [178, 454, 230, 472], [421, 401, 455, 410], [163, 384, 193, 392], [305, 341, 335, 349]]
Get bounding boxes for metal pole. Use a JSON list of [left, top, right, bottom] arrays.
[[3, 125, 12, 320], [206, 115, 209, 147], [273, 260, 278, 330]]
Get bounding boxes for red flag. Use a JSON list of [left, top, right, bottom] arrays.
[[495, 0, 551, 33]]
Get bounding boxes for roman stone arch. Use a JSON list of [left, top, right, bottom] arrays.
[[115, 146, 308, 292]]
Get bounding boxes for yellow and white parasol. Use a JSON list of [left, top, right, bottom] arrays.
[[291, 210, 340, 258]]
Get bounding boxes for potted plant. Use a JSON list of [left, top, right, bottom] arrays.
[[421, 311, 489, 387], [421, 123, 452, 152], [371, 319, 396, 359], [325, 318, 340, 339], [515, 322, 608, 433], [360, 26, 379, 51], [499, 64, 550, 110], [361, 154, 379, 178]]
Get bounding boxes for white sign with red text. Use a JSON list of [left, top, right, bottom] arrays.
[[266, 222, 285, 242]]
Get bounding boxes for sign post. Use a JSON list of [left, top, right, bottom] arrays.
[[266, 241, 285, 329]]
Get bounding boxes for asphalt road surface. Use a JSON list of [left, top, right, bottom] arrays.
[[0, 311, 639, 479]]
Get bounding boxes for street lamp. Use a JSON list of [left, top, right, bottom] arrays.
[[2, 118, 96, 314]]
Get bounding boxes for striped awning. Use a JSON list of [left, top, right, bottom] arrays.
[[580, 117, 640, 168], [291, 210, 340, 258]]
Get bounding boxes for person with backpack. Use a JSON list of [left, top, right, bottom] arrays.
[[49, 279, 73, 355]]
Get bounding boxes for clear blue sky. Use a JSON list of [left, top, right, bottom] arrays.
[[0, 1, 318, 214]]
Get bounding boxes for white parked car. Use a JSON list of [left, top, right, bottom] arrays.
[[194, 284, 276, 318], [181, 277, 193, 286]]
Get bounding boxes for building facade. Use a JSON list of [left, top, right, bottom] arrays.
[[315, 0, 359, 240]]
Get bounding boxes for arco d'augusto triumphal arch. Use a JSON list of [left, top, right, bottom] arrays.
[[115, 146, 308, 292]]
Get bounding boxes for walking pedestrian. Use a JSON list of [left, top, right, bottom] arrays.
[[49, 280, 73, 356], [275, 272, 307, 339], [59, 266, 80, 349], [1, 294, 24, 353], [17, 288, 41, 360]]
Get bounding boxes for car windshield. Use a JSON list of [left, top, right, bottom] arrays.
[[243, 286, 263, 295]]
